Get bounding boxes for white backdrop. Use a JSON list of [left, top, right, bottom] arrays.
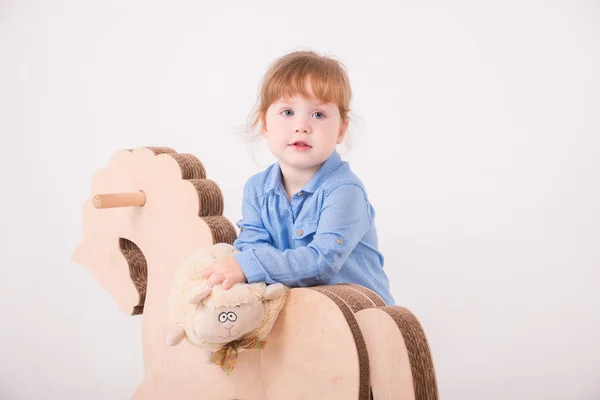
[[1, 1, 599, 399]]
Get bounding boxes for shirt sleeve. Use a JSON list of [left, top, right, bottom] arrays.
[[234, 183, 373, 287], [232, 179, 274, 251]]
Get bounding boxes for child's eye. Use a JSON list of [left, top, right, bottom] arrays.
[[281, 109, 294, 117], [313, 111, 325, 119]]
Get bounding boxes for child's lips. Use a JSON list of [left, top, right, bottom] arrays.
[[289, 141, 312, 150]]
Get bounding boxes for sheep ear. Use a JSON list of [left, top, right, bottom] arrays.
[[187, 283, 213, 305], [263, 283, 285, 300], [166, 327, 186, 346]]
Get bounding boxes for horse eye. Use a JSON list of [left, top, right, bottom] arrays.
[[227, 312, 237, 322], [218, 312, 228, 323]]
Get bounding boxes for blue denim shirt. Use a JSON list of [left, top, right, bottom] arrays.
[[233, 150, 394, 305]]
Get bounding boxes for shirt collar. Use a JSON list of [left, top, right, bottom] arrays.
[[264, 150, 343, 195], [303, 150, 343, 193]]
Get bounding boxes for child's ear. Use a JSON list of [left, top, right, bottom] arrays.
[[337, 119, 349, 144], [260, 114, 268, 138]]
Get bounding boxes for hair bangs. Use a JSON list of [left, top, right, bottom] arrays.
[[264, 59, 349, 112]]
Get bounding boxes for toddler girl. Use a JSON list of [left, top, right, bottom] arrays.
[[203, 50, 395, 305]]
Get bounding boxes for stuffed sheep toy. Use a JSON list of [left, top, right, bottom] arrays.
[[166, 243, 288, 374]]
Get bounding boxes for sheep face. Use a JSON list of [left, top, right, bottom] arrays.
[[193, 303, 266, 344], [184, 282, 286, 345]]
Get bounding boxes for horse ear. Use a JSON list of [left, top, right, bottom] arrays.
[[263, 283, 286, 300], [166, 327, 186, 346], [187, 283, 213, 305]]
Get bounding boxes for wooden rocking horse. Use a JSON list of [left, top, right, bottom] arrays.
[[71, 146, 439, 400]]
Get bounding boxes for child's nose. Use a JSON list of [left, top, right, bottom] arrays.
[[294, 124, 311, 134]]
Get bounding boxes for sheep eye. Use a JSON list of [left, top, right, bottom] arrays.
[[218, 312, 228, 323], [227, 312, 237, 322]]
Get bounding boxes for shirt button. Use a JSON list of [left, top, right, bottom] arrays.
[[337, 238, 343, 244], [297, 229, 303, 236], [298, 191, 303, 196]]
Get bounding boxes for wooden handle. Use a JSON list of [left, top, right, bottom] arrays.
[[93, 191, 146, 209]]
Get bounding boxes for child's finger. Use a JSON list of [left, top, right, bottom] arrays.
[[208, 272, 224, 286], [202, 265, 215, 278], [221, 277, 235, 290]]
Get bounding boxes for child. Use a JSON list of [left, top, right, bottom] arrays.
[[202, 50, 395, 305]]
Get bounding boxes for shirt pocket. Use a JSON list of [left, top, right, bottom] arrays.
[[292, 218, 318, 246]]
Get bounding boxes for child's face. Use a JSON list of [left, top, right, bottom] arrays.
[[262, 82, 348, 174]]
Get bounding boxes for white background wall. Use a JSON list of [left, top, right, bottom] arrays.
[[1, 1, 599, 399]]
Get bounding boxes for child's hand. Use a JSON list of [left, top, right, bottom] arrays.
[[202, 256, 247, 290]]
